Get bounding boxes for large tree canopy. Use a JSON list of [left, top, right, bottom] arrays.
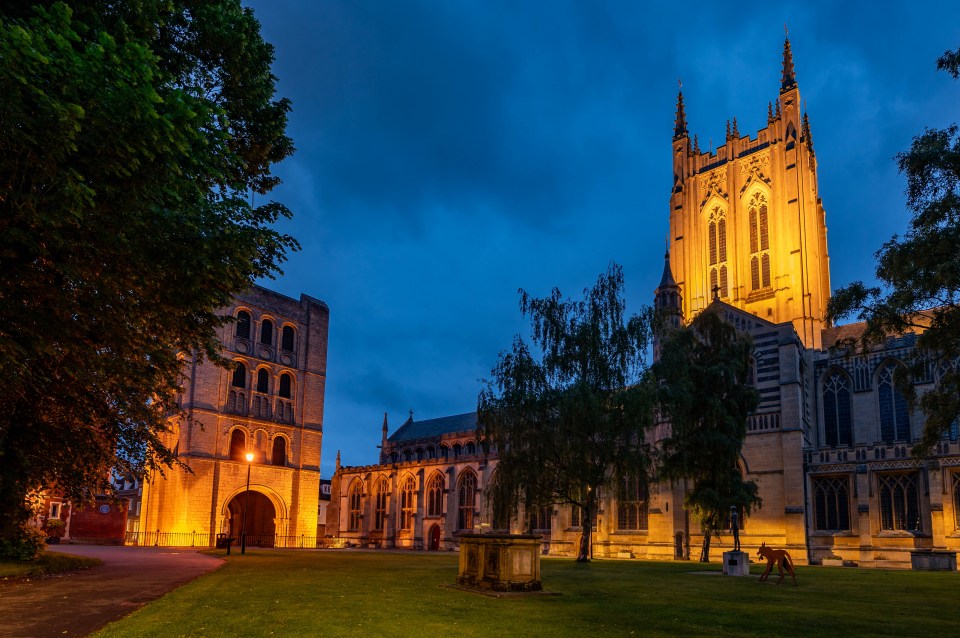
[[0, 0, 296, 552], [478, 264, 655, 562], [653, 308, 761, 562], [827, 47, 960, 457]]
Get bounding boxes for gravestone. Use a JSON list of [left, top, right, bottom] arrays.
[[457, 534, 543, 592]]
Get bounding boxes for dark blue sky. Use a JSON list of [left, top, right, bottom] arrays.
[[245, 1, 960, 474]]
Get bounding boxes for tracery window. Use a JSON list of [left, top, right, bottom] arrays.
[[457, 472, 476, 530], [748, 192, 771, 290], [400, 476, 416, 530], [616, 476, 648, 531], [374, 478, 389, 531], [708, 206, 728, 298], [813, 476, 850, 531], [878, 473, 921, 532], [236, 311, 251, 339], [348, 481, 363, 532], [427, 473, 444, 517], [529, 506, 552, 532], [822, 370, 852, 447], [878, 363, 911, 443]]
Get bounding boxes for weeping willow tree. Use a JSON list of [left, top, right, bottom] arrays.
[[653, 309, 761, 562], [478, 264, 656, 562]]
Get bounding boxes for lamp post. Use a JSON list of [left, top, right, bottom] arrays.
[[241, 451, 254, 554]]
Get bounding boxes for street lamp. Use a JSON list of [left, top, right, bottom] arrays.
[[241, 451, 254, 554]]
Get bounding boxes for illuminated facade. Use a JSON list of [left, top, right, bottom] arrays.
[[138, 286, 329, 547], [329, 38, 960, 567]]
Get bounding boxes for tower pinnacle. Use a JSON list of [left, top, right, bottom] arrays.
[[673, 88, 688, 140], [781, 35, 797, 92]]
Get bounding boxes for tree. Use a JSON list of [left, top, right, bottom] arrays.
[[653, 309, 761, 562], [478, 264, 655, 562], [827, 47, 960, 457], [0, 1, 296, 555]]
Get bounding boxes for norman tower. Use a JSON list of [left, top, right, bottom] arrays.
[[668, 37, 830, 348]]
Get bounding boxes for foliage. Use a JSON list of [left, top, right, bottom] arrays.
[[478, 263, 655, 561], [653, 308, 761, 561], [0, 549, 100, 578], [827, 47, 960, 456], [0, 523, 47, 560], [96, 550, 960, 638], [0, 1, 296, 543]]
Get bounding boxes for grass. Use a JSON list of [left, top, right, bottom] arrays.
[[94, 550, 959, 638], [0, 550, 102, 580]]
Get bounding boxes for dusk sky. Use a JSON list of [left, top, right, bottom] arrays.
[[245, 1, 959, 474]]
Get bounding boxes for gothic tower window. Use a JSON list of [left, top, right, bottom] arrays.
[[878, 472, 921, 532], [427, 473, 444, 517], [708, 206, 728, 298], [748, 192, 771, 290], [878, 363, 911, 443], [236, 311, 251, 339], [348, 481, 363, 532], [457, 472, 476, 530], [822, 370, 852, 447], [813, 476, 850, 531], [400, 476, 416, 530], [374, 478, 389, 531], [617, 476, 648, 531]]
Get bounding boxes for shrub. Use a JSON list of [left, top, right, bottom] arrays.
[[0, 524, 47, 561]]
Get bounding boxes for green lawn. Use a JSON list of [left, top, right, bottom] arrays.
[[95, 550, 958, 638], [0, 550, 101, 580]]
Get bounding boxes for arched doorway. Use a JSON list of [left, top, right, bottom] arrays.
[[428, 525, 441, 551], [675, 532, 685, 559], [228, 491, 277, 547]]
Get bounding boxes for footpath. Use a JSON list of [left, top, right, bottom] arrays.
[[0, 544, 222, 638]]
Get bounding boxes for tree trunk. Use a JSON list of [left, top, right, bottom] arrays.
[[699, 530, 711, 563], [576, 489, 597, 562]]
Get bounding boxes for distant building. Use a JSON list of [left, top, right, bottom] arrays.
[[137, 285, 329, 547], [327, 38, 960, 567]]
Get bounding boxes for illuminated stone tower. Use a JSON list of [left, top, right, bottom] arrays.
[[668, 37, 830, 348]]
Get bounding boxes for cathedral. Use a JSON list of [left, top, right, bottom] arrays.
[[326, 38, 960, 567]]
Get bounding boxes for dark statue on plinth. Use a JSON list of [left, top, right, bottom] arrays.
[[729, 506, 740, 551]]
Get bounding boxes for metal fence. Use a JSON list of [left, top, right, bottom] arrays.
[[124, 531, 323, 549]]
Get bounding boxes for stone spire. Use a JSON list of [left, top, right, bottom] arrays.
[[802, 111, 814, 155], [335, 449, 341, 471], [732, 117, 739, 139], [653, 246, 682, 360], [781, 34, 797, 92], [673, 88, 688, 140]]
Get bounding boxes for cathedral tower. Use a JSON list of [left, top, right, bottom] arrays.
[[667, 37, 830, 348]]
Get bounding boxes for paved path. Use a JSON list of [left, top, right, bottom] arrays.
[[0, 545, 222, 638]]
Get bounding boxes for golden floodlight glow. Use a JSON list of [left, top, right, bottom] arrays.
[[245, 452, 254, 463]]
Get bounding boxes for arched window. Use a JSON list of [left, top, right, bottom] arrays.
[[822, 370, 853, 447], [878, 472, 921, 532], [260, 319, 273, 345], [426, 446, 436, 460], [530, 506, 552, 532], [272, 437, 287, 466], [400, 476, 416, 530], [457, 472, 476, 530], [416, 448, 424, 461], [403, 449, 412, 463], [281, 325, 295, 351], [229, 429, 245, 461], [427, 473, 444, 517], [278, 373, 292, 399], [616, 476, 648, 531], [348, 481, 363, 532], [236, 311, 251, 339], [256, 368, 269, 393], [878, 363, 911, 443], [708, 206, 728, 298], [465, 441, 476, 456], [748, 192, 771, 290], [439, 445, 448, 460], [813, 476, 850, 531], [453, 443, 462, 458], [374, 478, 389, 531], [232, 363, 246, 388]]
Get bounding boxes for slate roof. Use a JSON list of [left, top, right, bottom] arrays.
[[386, 412, 478, 443]]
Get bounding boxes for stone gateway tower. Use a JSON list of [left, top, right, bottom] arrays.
[[668, 37, 830, 349], [139, 286, 329, 547]]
